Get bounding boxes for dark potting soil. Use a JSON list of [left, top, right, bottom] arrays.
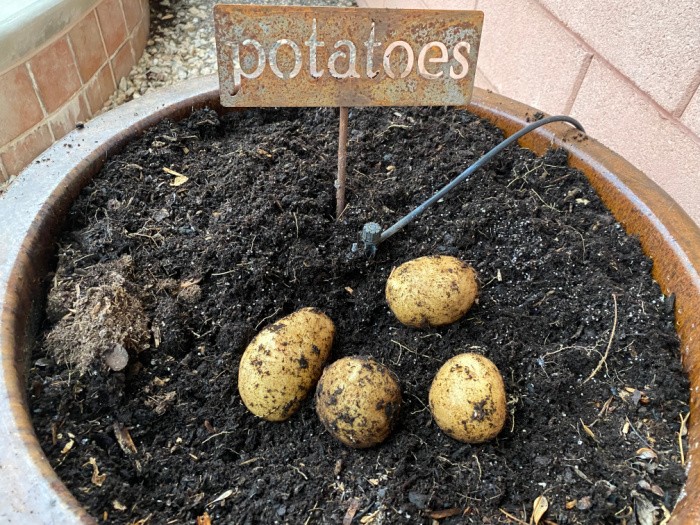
[[29, 106, 689, 525]]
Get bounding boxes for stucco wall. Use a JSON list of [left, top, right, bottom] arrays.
[[358, 0, 700, 226]]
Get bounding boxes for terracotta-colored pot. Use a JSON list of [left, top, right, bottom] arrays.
[[1, 75, 698, 523]]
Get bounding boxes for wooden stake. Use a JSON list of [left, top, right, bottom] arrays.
[[336, 106, 349, 219]]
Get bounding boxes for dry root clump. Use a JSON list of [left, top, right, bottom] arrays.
[[45, 256, 150, 373]]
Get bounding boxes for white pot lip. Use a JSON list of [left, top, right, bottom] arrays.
[[1, 74, 699, 523]]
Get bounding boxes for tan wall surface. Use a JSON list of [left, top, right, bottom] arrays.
[[358, 0, 700, 226]]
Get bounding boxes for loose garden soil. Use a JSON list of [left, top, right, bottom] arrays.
[[29, 106, 689, 524]]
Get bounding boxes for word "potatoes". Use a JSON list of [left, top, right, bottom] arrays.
[[230, 19, 472, 87]]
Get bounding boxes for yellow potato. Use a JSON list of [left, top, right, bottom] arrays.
[[238, 307, 334, 421], [315, 356, 402, 448], [385, 255, 478, 328], [429, 353, 506, 443]]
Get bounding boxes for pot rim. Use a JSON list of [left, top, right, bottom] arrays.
[[0, 74, 698, 523]]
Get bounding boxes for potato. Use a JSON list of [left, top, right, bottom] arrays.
[[429, 353, 506, 443], [385, 255, 478, 328], [315, 356, 402, 448], [238, 307, 334, 421]]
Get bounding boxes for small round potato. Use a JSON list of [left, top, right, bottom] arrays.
[[238, 307, 334, 421], [315, 356, 402, 448], [429, 353, 506, 443], [385, 255, 478, 328]]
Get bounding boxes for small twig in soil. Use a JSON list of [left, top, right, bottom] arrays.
[[498, 508, 528, 525], [255, 308, 282, 330], [573, 465, 593, 484], [191, 329, 213, 339], [390, 339, 439, 362], [291, 465, 308, 480], [580, 418, 599, 443], [565, 225, 586, 259], [303, 502, 321, 525], [207, 489, 235, 507], [533, 290, 556, 307], [211, 269, 237, 277], [529, 189, 557, 212], [408, 393, 429, 415], [472, 454, 483, 483], [200, 430, 236, 445], [418, 332, 443, 340], [125, 231, 163, 247], [133, 513, 153, 524], [583, 293, 618, 384], [376, 122, 412, 139], [542, 344, 581, 359], [436, 456, 462, 469], [426, 508, 463, 520], [508, 159, 542, 188], [507, 395, 519, 432], [211, 368, 227, 383], [679, 412, 690, 465], [162, 166, 185, 177], [597, 396, 615, 418], [391, 345, 402, 366], [625, 417, 653, 449]]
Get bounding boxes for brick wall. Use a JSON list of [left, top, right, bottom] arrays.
[[0, 0, 149, 181], [357, 0, 700, 226]]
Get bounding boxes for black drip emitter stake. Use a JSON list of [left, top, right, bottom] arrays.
[[361, 115, 585, 252]]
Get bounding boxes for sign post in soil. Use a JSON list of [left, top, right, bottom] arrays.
[[214, 5, 483, 216]]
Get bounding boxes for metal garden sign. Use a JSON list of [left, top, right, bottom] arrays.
[[214, 5, 483, 219]]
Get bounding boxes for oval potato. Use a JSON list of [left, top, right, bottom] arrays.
[[238, 307, 334, 421], [315, 356, 401, 448], [429, 353, 506, 443], [385, 255, 478, 328]]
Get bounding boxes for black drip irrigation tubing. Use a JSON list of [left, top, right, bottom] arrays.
[[360, 115, 585, 251]]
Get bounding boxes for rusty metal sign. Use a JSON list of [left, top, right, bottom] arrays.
[[214, 5, 483, 107]]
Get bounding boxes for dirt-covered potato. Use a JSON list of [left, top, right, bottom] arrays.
[[385, 255, 478, 328], [429, 353, 506, 443], [315, 356, 402, 448], [238, 307, 335, 421]]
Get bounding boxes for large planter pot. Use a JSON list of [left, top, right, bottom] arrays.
[[0, 75, 698, 523]]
